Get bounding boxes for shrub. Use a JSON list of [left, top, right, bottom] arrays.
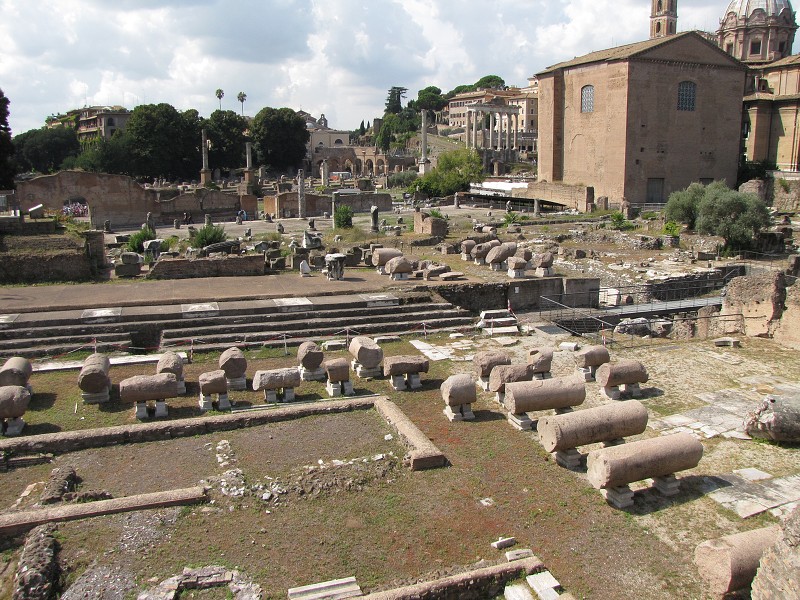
[[428, 208, 444, 220], [334, 205, 353, 229], [610, 211, 626, 230], [503, 211, 527, 225], [387, 170, 418, 189], [126, 227, 156, 253], [662, 221, 681, 236], [696, 186, 771, 249], [779, 178, 791, 193], [191, 224, 227, 247]]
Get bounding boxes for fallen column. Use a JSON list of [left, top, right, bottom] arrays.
[[78, 353, 111, 404], [385, 256, 413, 281], [528, 348, 554, 380], [372, 248, 403, 274], [586, 432, 703, 508], [575, 345, 611, 382], [694, 526, 781, 597], [156, 351, 186, 394], [119, 373, 179, 420], [349, 336, 383, 378], [297, 341, 325, 382], [0, 385, 31, 437], [252, 368, 302, 403], [503, 376, 586, 430], [383, 355, 429, 391], [537, 400, 649, 468], [324, 358, 354, 397], [460, 239, 476, 261], [0, 357, 33, 391], [595, 359, 648, 399], [533, 251, 555, 277], [474, 351, 511, 391], [219, 347, 248, 391], [198, 370, 229, 411], [441, 374, 477, 421], [488, 364, 534, 403]]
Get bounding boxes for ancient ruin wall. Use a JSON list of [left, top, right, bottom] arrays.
[[146, 255, 267, 279], [720, 272, 787, 337], [511, 181, 594, 212], [774, 279, 800, 349]]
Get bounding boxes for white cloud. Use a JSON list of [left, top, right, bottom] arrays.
[[0, 0, 746, 136]]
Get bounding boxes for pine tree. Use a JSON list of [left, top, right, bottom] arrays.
[[0, 89, 16, 188]]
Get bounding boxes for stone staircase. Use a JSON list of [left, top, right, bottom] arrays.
[[0, 292, 476, 359], [477, 309, 519, 336]]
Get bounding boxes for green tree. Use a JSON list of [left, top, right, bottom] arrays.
[[215, 89, 224, 110], [237, 92, 247, 115], [415, 86, 446, 111], [126, 103, 201, 180], [445, 84, 476, 99], [250, 107, 309, 171], [664, 181, 710, 229], [205, 110, 247, 171], [72, 131, 133, 174], [334, 205, 353, 229], [474, 75, 505, 89], [384, 86, 408, 114], [0, 89, 14, 188], [358, 120, 366, 136], [12, 126, 80, 173], [375, 113, 399, 151], [413, 148, 483, 197], [696, 185, 771, 249]]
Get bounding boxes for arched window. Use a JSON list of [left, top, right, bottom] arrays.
[[107, 117, 115, 127], [657, 0, 663, 11], [669, 21, 675, 34], [677, 81, 696, 111], [581, 85, 594, 113]]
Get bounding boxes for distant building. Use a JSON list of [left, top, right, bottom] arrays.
[[46, 106, 131, 144]]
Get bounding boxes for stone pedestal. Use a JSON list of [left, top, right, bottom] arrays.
[[352, 361, 382, 379], [407, 373, 422, 389], [391, 375, 406, 391], [461, 253, 471, 261], [390, 273, 409, 281], [199, 392, 230, 411], [478, 376, 490, 391], [495, 392, 505, 404], [299, 366, 326, 382], [154, 400, 168, 418], [507, 268, 526, 279], [578, 366, 596, 382], [507, 412, 534, 430], [535, 267, 554, 277], [81, 386, 111, 404], [620, 382, 641, 398], [3, 417, 25, 437], [376, 266, 386, 275], [443, 403, 475, 422], [601, 385, 622, 400], [176, 378, 186, 395], [391, 373, 423, 391], [200, 169, 212, 186], [490, 262, 504, 272], [653, 474, 680, 496], [555, 448, 582, 469], [226, 376, 247, 391], [532, 372, 552, 380], [326, 380, 354, 397], [601, 485, 635, 509], [474, 258, 486, 266]]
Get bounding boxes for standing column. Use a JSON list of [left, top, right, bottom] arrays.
[[200, 128, 211, 185], [419, 109, 431, 175], [505, 112, 512, 151], [513, 114, 519, 150], [297, 169, 306, 218], [244, 141, 254, 188], [465, 111, 472, 148], [488, 113, 495, 150]]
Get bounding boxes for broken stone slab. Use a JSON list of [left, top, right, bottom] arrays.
[[0, 357, 33, 387], [77, 353, 111, 399], [505, 548, 535, 562], [714, 337, 741, 348], [537, 400, 649, 453], [559, 342, 579, 352], [322, 340, 347, 351], [694, 525, 781, 597], [491, 536, 517, 550], [287, 576, 362, 600], [744, 394, 800, 443], [586, 432, 703, 490], [504, 583, 535, 600], [374, 397, 446, 471], [527, 348, 554, 375], [439, 271, 465, 281]]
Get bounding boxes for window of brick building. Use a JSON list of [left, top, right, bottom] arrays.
[[677, 81, 696, 112], [751, 40, 762, 55], [581, 85, 594, 113]]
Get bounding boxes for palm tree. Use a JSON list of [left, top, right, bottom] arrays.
[[237, 92, 247, 115], [215, 89, 224, 110]]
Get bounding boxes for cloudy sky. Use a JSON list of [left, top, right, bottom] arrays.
[[1, 0, 730, 136]]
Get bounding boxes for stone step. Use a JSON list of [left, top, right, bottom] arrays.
[[287, 576, 362, 600], [0, 331, 132, 352], [159, 306, 473, 342], [484, 326, 520, 336], [0, 334, 133, 360]]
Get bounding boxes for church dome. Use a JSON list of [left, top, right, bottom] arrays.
[[724, 0, 794, 18]]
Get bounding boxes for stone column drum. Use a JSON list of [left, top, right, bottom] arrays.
[[219, 347, 248, 391], [528, 348, 554, 379], [0, 385, 31, 436], [156, 351, 186, 394], [324, 358, 353, 397], [575, 345, 611, 381], [371, 248, 403, 274], [503, 376, 586, 430], [488, 364, 535, 403], [473, 351, 512, 391], [441, 374, 477, 421], [694, 526, 781, 597], [252, 368, 302, 403], [383, 355, 429, 391], [349, 336, 383, 378], [0, 357, 33, 391], [385, 256, 413, 281], [461, 239, 476, 261], [297, 342, 325, 381], [78, 353, 112, 404], [198, 370, 229, 411], [537, 400, 649, 468], [586, 432, 703, 508], [119, 373, 179, 420], [596, 359, 648, 399]]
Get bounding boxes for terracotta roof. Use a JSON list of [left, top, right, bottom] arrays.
[[761, 53, 800, 68], [537, 31, 743, 75]]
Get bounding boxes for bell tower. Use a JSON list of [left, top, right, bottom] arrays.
[[651, 0, 678, 39]]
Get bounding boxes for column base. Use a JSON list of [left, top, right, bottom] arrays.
[[299, 367, 326, 382], [653, 474, 681, 496], [226, 376, 247, 391], [82, 386, 111, 404], [601, 485, 635, 509], [507, 412, 533, 430], [3, 417, 25, 437], [554, 448, 582, 469]]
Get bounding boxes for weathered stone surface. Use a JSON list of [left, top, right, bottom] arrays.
[[383, 355, 430, 377], [156, 351, 184, 379], [471, 242, 494, 260], [460, 239, 476, 255], [118, 374, 179, 403], [586, 432, 703, 489], [527, 348, 554, 373], [12, 524, 58, 600], [0, 386, 31, 419], [486, 243, 517, 265], [575, 345, 611, 369], [752, 507, 800, 600], [516, 248, 533, 262], [252, 368, 302, 391], [297, 341, 324, 370], [441, 374, 477, 407], [77, 354, 111, 394], [40, 466, 78, 505], [721, 272, 787, 338], [595, 360, 648, 387], [374, 398, 446, 471], [120, 252, 141, 265], [537, 401, 649, 452], [0, 357, 33, 387], [385, 256, 413, 274], [473, 351, 512, 377], [488, 364, 534, 393], [218, 347, 247, 378], [695, 526, 781, 596], [744, 394, 800, 442], [614, 317, 653, 336], [507, 256, 527, 270], [349, 336, 383, 369], [198, 370, 227, 395], [533, 252, 554, 268], [371, 248, 403, 267], [324, 358, 350, 382], [504, 376, 585, 414]]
